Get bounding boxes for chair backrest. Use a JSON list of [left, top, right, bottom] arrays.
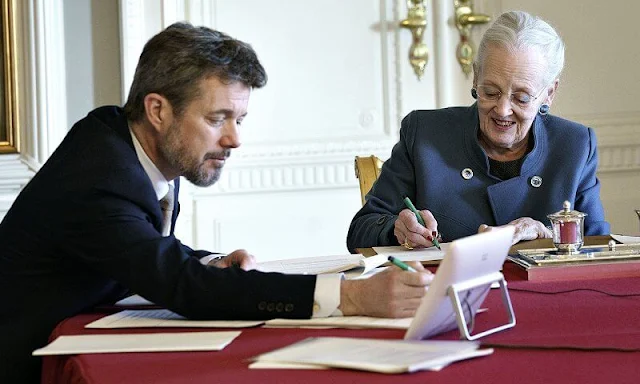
[[354, 155, 383, 206]]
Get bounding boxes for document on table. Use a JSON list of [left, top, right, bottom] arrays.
[[372, 243, 448, 262], [85, 309, 264, 329], [32, 331, 241, 356], [115, 294, 155, 306], [264, 316, 412, 330], [611, 234, 640, 244], [252, 337, 493, 374], [257, 253, 388, 276], [248, 360, 450, 371]]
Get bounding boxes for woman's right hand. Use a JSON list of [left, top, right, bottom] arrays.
[[394, 209, 439, 249], [478, 217, 552, 245]]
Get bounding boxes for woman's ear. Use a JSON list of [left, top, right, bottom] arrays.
[[546, 79, 560, 105], [472, 63, 479, 88]]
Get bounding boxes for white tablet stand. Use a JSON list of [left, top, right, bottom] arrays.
[[447, 271, 516, 340]]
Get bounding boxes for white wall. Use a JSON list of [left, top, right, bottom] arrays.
[[2, 0, 639, 245], [63, 0, 122, 126]]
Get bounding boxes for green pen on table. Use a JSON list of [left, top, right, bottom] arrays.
[[403, 197, 442, 250], [387, 256, 417, 273]]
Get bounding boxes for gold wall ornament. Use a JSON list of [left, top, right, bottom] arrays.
[[453, 0, 490, 76], [0, 0, 19, 153], [399, 0, 428, 80]]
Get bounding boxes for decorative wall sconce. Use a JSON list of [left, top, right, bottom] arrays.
[[399, 0, 428, 80], [0, 0, 19, 154], [453, 0, 490, 76]]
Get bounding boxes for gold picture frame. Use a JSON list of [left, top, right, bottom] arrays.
[[0, 0, 18, 153]]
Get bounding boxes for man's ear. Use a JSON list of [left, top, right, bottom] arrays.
[[143, 93, 172, 133]]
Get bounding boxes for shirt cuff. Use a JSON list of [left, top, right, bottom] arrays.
[[199, 254, 225, 266], [311, 274, 343, 318]]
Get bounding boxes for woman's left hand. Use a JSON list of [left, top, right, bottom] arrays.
[[478, 217, 552, 245]]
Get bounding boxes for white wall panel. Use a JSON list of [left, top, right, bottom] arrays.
[[194, 189, 361, 259], [163, 0, 432, 258]]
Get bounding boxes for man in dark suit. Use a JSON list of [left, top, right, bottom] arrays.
[[0, 23, 433, 382]]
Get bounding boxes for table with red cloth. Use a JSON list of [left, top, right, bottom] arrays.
[[41, 262, 640, 383]]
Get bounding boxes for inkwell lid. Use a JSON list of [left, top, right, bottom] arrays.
[[547, 200, 587, 222]]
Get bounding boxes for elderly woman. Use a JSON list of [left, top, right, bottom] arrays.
[[347, 11, 609, 252]]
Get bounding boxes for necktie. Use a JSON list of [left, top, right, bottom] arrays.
[[159, 184, 174, 237]]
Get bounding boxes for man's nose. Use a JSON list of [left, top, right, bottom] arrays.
[[221, 121, 241, 148]]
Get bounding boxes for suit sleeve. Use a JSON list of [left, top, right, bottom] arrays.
[[59, 167, 317, 321], [346, 111, 420, 253]]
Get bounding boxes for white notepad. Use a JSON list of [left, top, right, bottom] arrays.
[[372, 244, 448, 262], [252, 337, 492, 374], [115, 294, 155, 306], [85, 309, 264, 329], [263, 316, 412, 330], [32, 331, 241, 356], [257, 254, 388, 276]]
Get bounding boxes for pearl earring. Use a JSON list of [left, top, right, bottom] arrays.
[[539, 103, 550, 115]]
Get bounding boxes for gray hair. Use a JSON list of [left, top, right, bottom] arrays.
[[475, 11, 565, 85]]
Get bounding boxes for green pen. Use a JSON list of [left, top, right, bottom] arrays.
[[388, 256, 417, 273], [403, 197, 442, 250]]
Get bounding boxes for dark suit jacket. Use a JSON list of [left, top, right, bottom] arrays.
[[0, 106, 316, 383], [347, 105, 610, 252]]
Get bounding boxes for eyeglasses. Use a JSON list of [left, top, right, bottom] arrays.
[[475, 84, 547, 110]]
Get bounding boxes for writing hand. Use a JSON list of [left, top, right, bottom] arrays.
[[338, 262, 433, 318], [394, 208, 439, 249], [208, 249, 257, 270]]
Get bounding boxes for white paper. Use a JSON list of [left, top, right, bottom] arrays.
[[115, 294, 155, 306], [256, 253, 387, 276], [343, 265, 389, 280], [373, 243, 448, 262], [249, 361, 331, 370], [253, 337, 492, 374], [264, 316, 413, 330], [33, 331, 241, 356], [611, 234, 640, 244], [248, 360, 447, 372], [85, 309, 264, 329]]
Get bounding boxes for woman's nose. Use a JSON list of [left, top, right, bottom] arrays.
[[494, 94, 514, 115]]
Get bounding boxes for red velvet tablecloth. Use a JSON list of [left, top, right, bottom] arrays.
[[42, 267, 640, 384]]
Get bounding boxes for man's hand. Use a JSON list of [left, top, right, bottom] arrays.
[[338, 262, 433, 318], [208, 249, 257, 270], [478, 217, 552, 245]]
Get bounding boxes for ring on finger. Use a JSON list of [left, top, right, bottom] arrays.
[[401, 236, 413, 250]]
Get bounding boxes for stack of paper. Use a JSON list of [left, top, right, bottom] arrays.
[[257, 254, 388, 277], [85, 309, 264, 329], [114, 294, 155, 307], [372, 244, 447, 263], [263, 316, 412, 330], [251, 337, 492, 373], [33, 331, 241, 356], [611, 234, 640, 244]]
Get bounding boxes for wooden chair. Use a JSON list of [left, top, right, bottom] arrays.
[[354, 155, 383, 206]]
